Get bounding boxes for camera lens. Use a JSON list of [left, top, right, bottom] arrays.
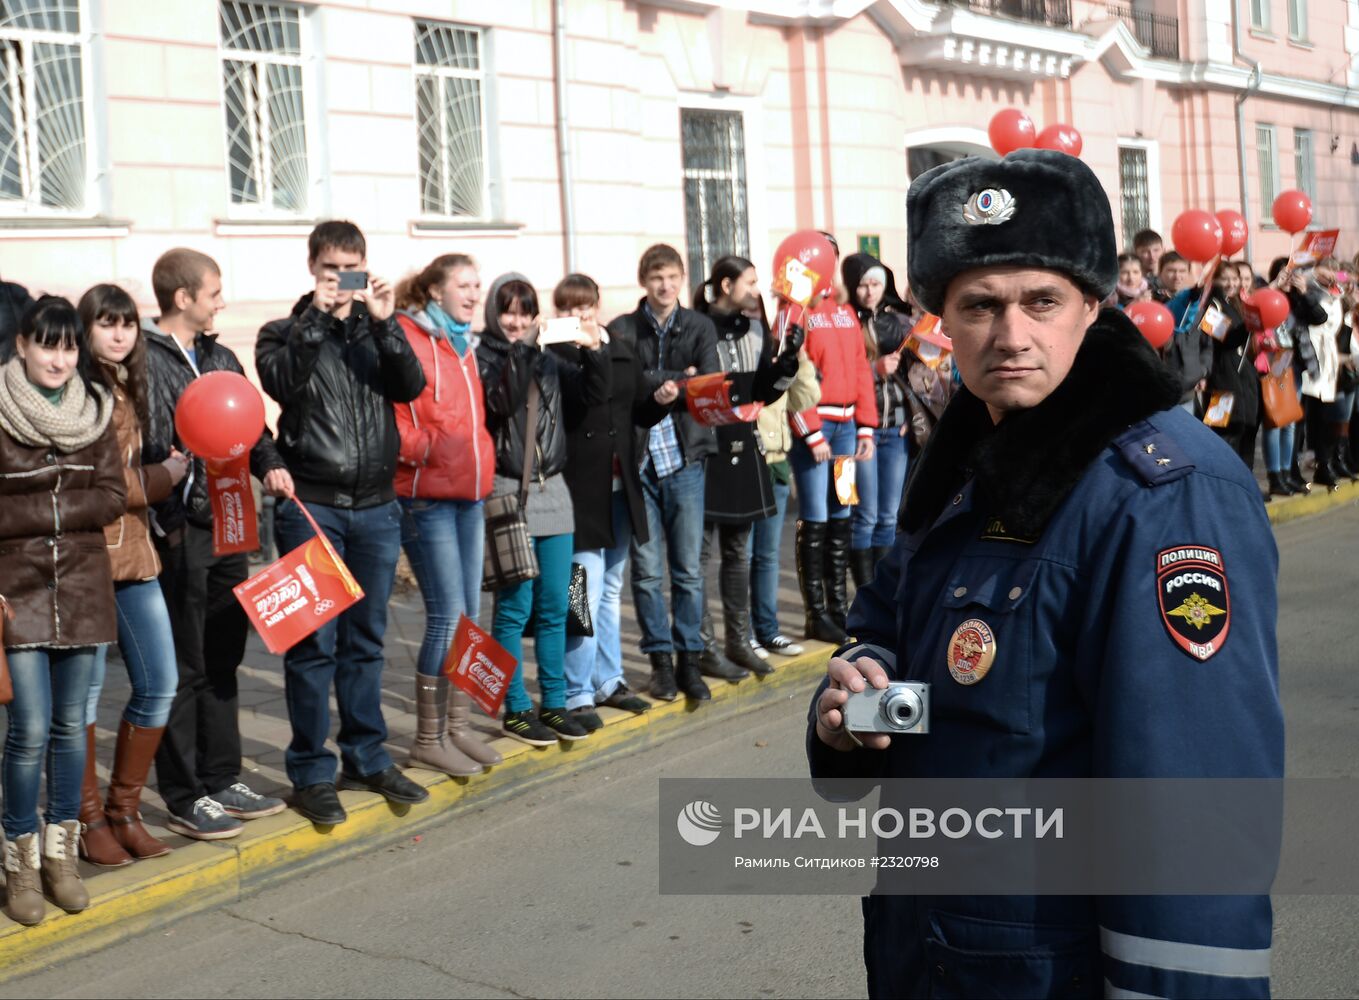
[[879, 689, 922, 731]]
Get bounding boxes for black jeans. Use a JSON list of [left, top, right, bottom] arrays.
[[701, 521, 754, 626], [153, 524, 250, 817]]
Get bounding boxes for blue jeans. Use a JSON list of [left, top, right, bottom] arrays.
[[86, 579, 178, 728], [4, 648, 96, 837], [274, 498, 402, 788], [564, 492, 631, 710], [493, 532, 574, 713], [748, 478, 791, 643], [790, 419, 858, 522], [1327, 388, 1358, 422], [851, 426, 909, 549], [400, 498, 484, 678], [630, 460, 707, 653]]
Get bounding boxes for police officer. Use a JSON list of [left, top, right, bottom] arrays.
[[808, 150, 1282, 998]]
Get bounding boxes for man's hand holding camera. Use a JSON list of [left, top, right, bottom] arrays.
[[816, 655, 893, 752]]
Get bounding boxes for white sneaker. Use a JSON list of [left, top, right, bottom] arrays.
[[761, 634, 805, 657], [748, 637, 770, 661]]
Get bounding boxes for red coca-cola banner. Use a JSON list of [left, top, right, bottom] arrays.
[[233, 496, 364, 654], [683, 372, 763, 427], [443, 614, 517, 717], [207, 456, 259, 557]]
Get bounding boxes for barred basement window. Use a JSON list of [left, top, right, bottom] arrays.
[[1118, 146, 1150, 249], [220, 1, 309, 213], [0, 1, 87, 213], [414, 21, 487, 219], [681, 109, 750, 285]]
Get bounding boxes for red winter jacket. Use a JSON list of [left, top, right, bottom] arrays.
[[789, 299, 879, 446], [393, 310, 495, 501]]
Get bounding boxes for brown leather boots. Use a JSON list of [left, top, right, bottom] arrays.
[[78, 721, 172, 867]]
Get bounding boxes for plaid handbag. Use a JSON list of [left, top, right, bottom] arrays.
[[482, 380, 541, 592]]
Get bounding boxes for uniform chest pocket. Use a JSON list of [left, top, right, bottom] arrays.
[[927, 557, 1040, 736]]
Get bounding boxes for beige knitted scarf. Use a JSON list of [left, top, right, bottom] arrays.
[[0, 356, 113, 452]]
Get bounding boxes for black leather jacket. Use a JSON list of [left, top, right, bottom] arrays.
[[256, 295, 425, 509], [476, 331, 608, 484], [142, 321, 285, 534]]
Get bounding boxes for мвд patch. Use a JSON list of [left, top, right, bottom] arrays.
[[1156, 546, 1230, 662]]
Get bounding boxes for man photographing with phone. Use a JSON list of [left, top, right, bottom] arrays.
[[256, 220, 430, 827]]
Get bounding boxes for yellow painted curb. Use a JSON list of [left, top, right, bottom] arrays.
[[1266, 479, 1358, 526], [0, 643, 833, 981]]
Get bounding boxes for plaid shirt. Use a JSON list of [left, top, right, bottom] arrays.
[[643, 302, 685, 478]]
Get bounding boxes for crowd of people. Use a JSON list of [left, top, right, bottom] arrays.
[[0, 207, 1351, 928]]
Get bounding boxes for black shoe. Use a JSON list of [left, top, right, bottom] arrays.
[[1337, 440, 1359, 480], [699, 648, 748, 683], [601, 686, 650, 713], [570, 707, 605, 732], [675, 651, 712, 702], [1287, 468, 1311, 494], [502, 709, 558, 746], [292, 783, 347, 826], [648, 652, 678, 702], [1267, 471, 1295, 497], [849, 548, 876, 589], [538, 707, 589, 741], [337, 765, 430, 805], [804, 613, 848, 644]]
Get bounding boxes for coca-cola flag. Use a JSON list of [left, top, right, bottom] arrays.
[[443, 615, 518, 718], [207, 456, 259, 556]]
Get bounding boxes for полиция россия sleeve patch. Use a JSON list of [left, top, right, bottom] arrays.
[[1156, 546, 1230, 662]]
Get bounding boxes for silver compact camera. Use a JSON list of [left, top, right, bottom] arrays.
[[843, 682, 930, 735]]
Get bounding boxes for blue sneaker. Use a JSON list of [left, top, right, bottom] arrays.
[[211, 782, 287, 820], [166, 796, 243, 841]]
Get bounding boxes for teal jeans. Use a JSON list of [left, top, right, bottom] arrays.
[[493, 532, 575, 713]]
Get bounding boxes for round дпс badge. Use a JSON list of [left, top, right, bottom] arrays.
[[947, 619, 996, 685]]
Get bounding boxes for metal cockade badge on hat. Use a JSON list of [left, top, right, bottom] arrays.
[[962, 188, 1016, 226]]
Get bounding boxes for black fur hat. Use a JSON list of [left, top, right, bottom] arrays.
[[906, 149, 1118, 316]]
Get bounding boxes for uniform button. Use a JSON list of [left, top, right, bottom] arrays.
[[1008, 586, 1023, 600], [45, 537, 54, 547], [934, 963, 947, 979], [951, 493, 963, 506], [608, 429, 616, 437], [953, 586, 967, 598], [46, 580, 56, 590]]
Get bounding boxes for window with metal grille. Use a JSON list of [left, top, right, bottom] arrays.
[[0, 1, 86, 213], [1286, 0, 1306, 39], [220, 1, 309, 213], [1118, 146, 1150, 250], [1294, 129, 1314, 198], [680, 109, 749, 285], [414, 21, 486, 219], [1256, 125, 1279, 221], [1249, 0, 1269, 30]]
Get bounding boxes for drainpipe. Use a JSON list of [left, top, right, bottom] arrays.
[[1230, 0, 1262, 261], [553, 0, 577, 273]]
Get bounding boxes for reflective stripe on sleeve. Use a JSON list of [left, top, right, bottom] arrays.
[[1104, 979, 1163, 999], [1100, 927, 1271, 980]]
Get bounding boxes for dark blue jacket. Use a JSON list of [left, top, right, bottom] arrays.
[[808, 310, 1282, 998]]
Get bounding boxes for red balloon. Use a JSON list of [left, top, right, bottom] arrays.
[[1171, 210, 1223, 263], [1215, 209, 1248, 256], [1034, 123, 1083, 157], [770, 230, 837, 307], [1125, 301, 1174, 350], [174, 371, 266, 461], [1271, 189, 1312, 234], [1245, 288, 1290, 329], [988, 109, 1036, 156]]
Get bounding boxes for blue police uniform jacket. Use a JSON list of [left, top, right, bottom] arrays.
[[807, 310, 1283, 999]]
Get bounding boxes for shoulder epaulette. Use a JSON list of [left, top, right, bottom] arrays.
[[1114, 420, 1195, 487]]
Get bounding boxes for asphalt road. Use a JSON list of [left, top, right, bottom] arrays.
[[5, 504, 1358, 1000]]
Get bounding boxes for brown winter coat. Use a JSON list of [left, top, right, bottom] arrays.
[[103, 380, 174, 581], [0, 421, 126, 649]]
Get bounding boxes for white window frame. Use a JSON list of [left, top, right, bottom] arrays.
[[1256, 124, 1280, 224], [413, 20, 493, 222], [0, 2, 95, 217], [1250, 0, 1271, 31], [677, 91, 770, 300], [1116, 137, 1163, 240], [218, 0, 313, 219], [1286, 0, 1307, 40], [1293, 128, 1315, 198]]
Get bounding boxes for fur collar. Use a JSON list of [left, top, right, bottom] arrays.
[[899, 308, 1181, 538]]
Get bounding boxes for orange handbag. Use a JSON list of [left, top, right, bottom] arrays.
[[1261, 368, 1304, 428]]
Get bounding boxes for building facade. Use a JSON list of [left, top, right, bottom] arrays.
[[0, 0, 1356, 366]]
